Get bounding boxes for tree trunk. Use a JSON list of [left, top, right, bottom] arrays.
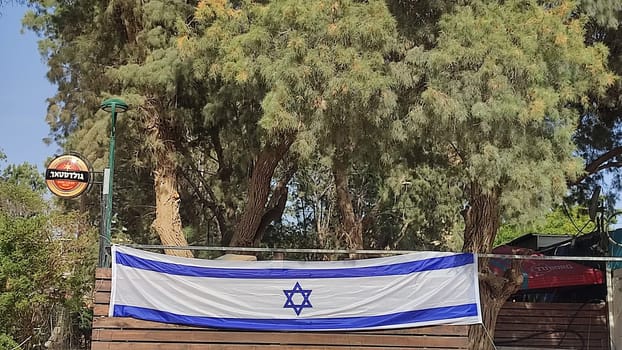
[[467, 283, 504, 350], [253, 163, 297, 246], [147, 105, 192, 258], [229, 137, 294, 247], [332, 157, 364, 251], [152, 166, 193, 257], [462, 184, 522, 350], [462, 184, 500, 255]]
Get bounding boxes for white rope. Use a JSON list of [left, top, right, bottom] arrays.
[[481, 323, 499, 350], [11, 335, 31, 350]]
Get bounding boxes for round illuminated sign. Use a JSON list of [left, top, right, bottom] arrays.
[[45, 154, 92, 198]]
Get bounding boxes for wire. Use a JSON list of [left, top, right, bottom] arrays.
[[122, 244, 622, 261], [561, 201, 591, 235]]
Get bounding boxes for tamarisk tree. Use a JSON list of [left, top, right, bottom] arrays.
[[189, 0, 399, 248], [401, 1, 613, 348]]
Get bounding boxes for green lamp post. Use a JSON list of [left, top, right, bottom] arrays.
[[99, 98, 128, 267]]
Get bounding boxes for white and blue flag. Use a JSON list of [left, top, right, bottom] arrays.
[[110, 245, 482, 331]]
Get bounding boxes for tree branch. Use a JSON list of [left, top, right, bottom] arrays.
[[181, 153, 231, 243], [209, 127, 232, 182], [253, 162, 298, 246], [570, 146, 622, 185]]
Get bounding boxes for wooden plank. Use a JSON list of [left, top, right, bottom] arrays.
[[92, 329, 468, 348], [495, 337, 608, 350], [501, 302, 606, 311], [94, 291, 110, 304], [497, 319, 607, 331], [94, 305, 109, 317], [495, 326, 609, 339], [91, 329, 468, 348], [495, 340, 608, 348], [500, 304, 607, 315], [92, 317, 467, 336], [496, 315, 607, 326], [96, 268, 112, 279], [495, 331, 608, 343], [497, 308, 606, 318], [93, 317, 206, 330], [495, 330, 608, 339], [496, 317, 607, 330], [92, 342, 466, 350], [94, 280, 111, 292]]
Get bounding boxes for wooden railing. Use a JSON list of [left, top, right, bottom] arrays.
[[91, 268, 469, 349]]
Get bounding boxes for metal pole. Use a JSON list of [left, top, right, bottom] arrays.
[[105, 103, 117, 260], [98, 98, 127, 267], [103, 105, 117, 267], [98, 178, 107, 267], [98, 170, 111, 267], [607, 263, 616, 350]]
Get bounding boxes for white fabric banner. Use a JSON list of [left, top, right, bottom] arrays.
[[110, 245, 482, 331]]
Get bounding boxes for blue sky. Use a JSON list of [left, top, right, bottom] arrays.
[[0, 4, 57, 170]]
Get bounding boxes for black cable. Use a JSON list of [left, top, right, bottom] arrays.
[[561, 201, 592, 235]]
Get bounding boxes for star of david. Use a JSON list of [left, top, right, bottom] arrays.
[[283, 282, 312, 316]]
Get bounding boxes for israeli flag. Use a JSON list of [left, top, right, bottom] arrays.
[[110, 246, 482, 331]]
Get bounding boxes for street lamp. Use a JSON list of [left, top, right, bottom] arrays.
[[99, 98, 128, 267]]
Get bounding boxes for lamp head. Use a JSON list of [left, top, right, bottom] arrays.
[[100, 98, 129, 113]]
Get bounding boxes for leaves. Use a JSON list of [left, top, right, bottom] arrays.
[[0, 163, 97, 347], [405, 0, 612, 226], [19, 0, 619, 254]]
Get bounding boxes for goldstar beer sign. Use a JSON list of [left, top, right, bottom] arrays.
[[45, 154, 92, 198]]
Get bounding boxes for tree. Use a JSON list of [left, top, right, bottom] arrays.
[[2, 162, 46, 193], [189, 0, 400, 249], [568, 1, 622, 204], [0, 161, 97, 349], [25, 0, 206, 257], [401, 1, 613, 348]]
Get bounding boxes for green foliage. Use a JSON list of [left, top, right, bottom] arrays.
[[24, 0, 204, 245], [15, 1, 622, 349], [184, 0, 406, 246], [0, 333, 20, 350], [2, 162, 46, 193], [0, 162, 97, 348], [20, 0, 622, 257], [0, 211, 53, 339], [190, 0, 400, 159], [403, 0, 613, 230], [496, 205, 596, 245], [580, 0, 622, 28], [569, 1, 622, 206]]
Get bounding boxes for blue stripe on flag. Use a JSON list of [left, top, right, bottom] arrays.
[[113, 303, 478, 330], [115, 252, 473, 279]]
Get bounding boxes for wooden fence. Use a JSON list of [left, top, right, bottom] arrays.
[[495, 301, 609, 349], [92, 268, 610, 350], [92, 268, 469, 349]]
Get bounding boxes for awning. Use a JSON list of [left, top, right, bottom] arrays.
[[489, 245, 604, 290]]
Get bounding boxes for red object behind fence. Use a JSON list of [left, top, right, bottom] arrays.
[[489, 245, 604, 290]]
